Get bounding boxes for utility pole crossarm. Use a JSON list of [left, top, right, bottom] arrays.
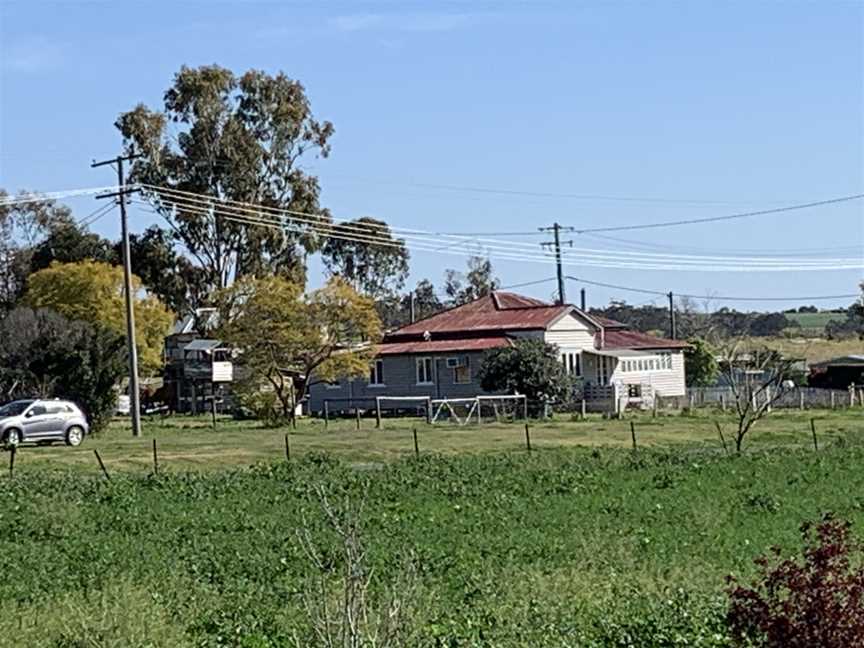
[[92, 150, 143, 437]]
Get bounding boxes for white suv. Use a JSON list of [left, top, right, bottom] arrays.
[[0, 399, 90, 449]]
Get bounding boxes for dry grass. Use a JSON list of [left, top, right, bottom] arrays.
[[759, 336, 862, 363], [7, 407, 863, 475]]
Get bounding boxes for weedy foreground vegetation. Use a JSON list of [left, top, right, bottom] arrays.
[[3, 414, 864, 647]]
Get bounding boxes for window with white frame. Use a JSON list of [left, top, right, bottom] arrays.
[[369, 359, 385, 386], [416, 357, 434, 385], [659, 352, 672, 370]]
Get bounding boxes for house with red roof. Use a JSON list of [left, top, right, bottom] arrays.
[[307, 291, 689, 413]]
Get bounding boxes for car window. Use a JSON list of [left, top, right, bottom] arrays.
[[30, 404, 47, 416], [44, 404, 65, 415], [0, 400, 33, 416]]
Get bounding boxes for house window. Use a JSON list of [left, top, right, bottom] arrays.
[[325, 380, 341, 390], [659, 352, 672, 370], [369, 360, 385, 386], [564, 352, 582, 376], [628, 384, 642, 398], [416, 357, 434, 385], [454, 365, 471, 384], [596, 356, 610, 385]]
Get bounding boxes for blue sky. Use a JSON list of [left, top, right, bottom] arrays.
[[1, 1, 862, 311]]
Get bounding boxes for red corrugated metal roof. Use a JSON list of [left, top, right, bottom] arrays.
[[377, 336, 513, 355], [392, 292, 569, 336], [600, 329, 690, 350]]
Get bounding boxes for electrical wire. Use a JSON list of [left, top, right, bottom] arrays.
[[565, 276, 860, 302], [580, 232, 862, 258], [140, 185, 863, 271], [137, 193, 852, 272], [76, 202, 115, 228], [0, 186, 120, 206], [572, 193, 864, 234]]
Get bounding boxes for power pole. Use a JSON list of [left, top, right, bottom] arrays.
[[540, 223, 574, 305], [667, 291, 677, 340], [409, 291, 416, 323], [92, 151, 143, 437], [580, 288, 586, 311]]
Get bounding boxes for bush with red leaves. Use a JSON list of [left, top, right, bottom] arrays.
[[727, 515, 864, 647]]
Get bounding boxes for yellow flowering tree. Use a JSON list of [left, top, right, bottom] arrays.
[[25, 260, 174, 375], [218, 276, 381, 421]]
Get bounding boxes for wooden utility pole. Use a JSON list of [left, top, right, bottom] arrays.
[[667, 291, 677, 340], [92, 150, 143, 437], [540, 223, 574, 305]]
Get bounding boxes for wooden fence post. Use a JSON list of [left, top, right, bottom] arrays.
[[831, 391, 836, 409], [8, 445, 15, 479], [152, 438, 159, 476], [355, 406, 361, 430], [426, 397, 432, 425], [476, 397, 482, 426], [93, 450, 110, 480], [850, 385, 856, 408], [720, 393, 726, 412], [375, 397, 382, 429], [581, 398, 586, 419], [630, 421, 637, 450], [799, 391, 804, 411], [522, 396, 528, 421], [324, 401, 329, 429], [765, 386, 772, 413], [810, 419, 818, 452], [413, 428, 419, 458], [715, 421, 729, 455], [284, 433, 290, 462], [652, 396, 658, 418], [524, 423, 532, 452], [211, 397, 217, 429]]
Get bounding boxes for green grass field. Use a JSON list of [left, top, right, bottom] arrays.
[[3, 410, 864, 646], [784, 311, 844, 332], [8, 408, 864, 475]]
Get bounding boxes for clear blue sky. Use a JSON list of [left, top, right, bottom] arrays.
[[1, 1, 862, 311]]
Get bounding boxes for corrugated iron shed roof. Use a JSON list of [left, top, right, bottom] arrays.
[[600, 329, 690, 350], [377, 336, 512, 356]]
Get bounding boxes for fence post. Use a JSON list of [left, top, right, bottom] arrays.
[[152, 438, 159, 476], [765, 385, 772, 413], [850, 385, 856, 408], [93, 450, 110, 480], [284, 433, 290, 461], [8, 445, 15, 479], [720, 393, 726, 412], [799, 391, 804, 411], [426, 397, 432, 425], [810, 418, 818, 452], [652, 395, 657, 418], [211, 397, 217, 429], [476, 397, 482, 426], [522, 396, 528, 421], [375, 397, 382, 429], [355, 407, 361, 430], [413, 428, 419, 458], [581, 398, 586, 419], [630, 421, 637, 450], [715, 421, 729, 455], [831, 391, 836, 409], [324, 401, 329, 429], [524, 423, 532, 452]]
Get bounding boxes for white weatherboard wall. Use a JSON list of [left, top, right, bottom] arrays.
[[543, 311, 596, 352], [609, 350, 686, 397]]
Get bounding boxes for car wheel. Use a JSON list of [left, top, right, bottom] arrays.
[[4, 428, 22, 449], [65, 426, 84, 447]]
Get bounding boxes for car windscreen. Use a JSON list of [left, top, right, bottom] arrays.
[[0, 400, 34, 417]]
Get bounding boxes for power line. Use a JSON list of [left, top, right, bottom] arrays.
[[572, 193, 864, 234], [580, 232, 862, 258], [499, 277, 558, 290], [140, 185, 862, 271], [565, 275, 859, 303], [142, 195, 859, 272], [0, 186, 121, 206], [76, 202, 115, 228]]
